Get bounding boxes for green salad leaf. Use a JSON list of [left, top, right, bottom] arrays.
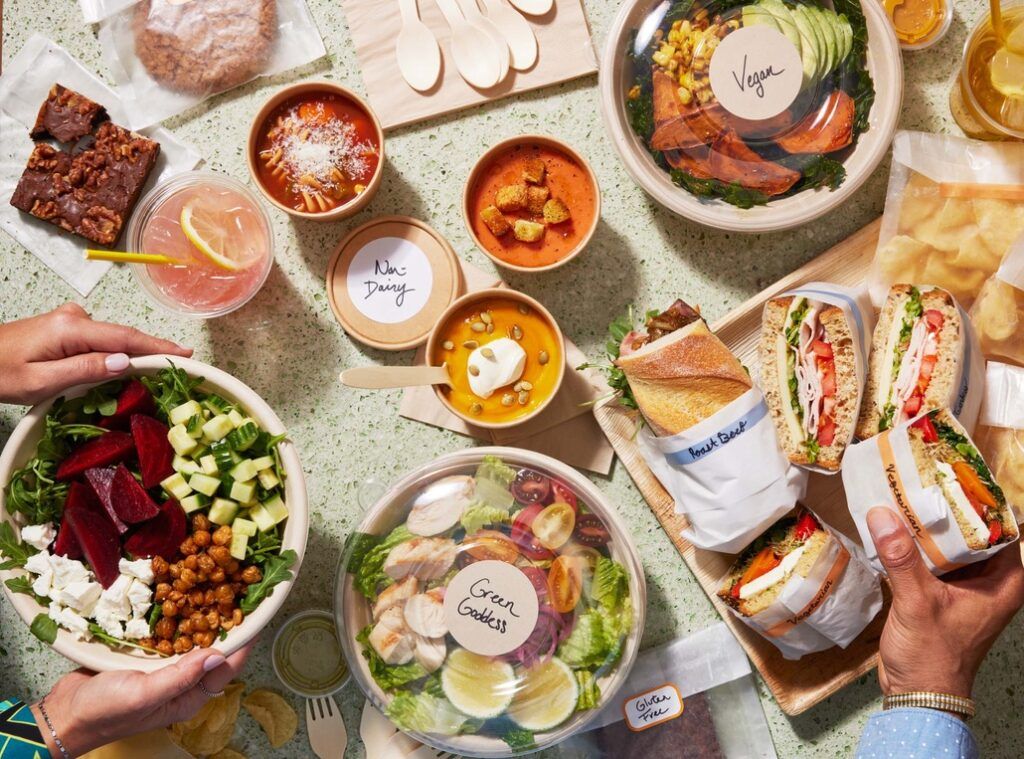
[[558, 610, 612, 669], [352, 525, 415, 600], [500, 727, 536, 752], [356, 624, 429, 691], [30, 613, 57, 645], [4, 576, 46, 604], [0, 522, 37, 571], [460, 504, 512, 535], [239, 549, 297, 614], [87, 624, 166, 656], [934, 418, 1007, 508], [385, 692, 469, 735], [141, 364, 205, 423], [575, 670, 601, 711], [577, 308, 645, 411], [670, 169, 770, 209], [476, 455, 516, 488], [592, 556, 629, 614]]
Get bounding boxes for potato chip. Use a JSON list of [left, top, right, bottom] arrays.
[[913, 204, 977, 253], [876, 235, 930, 283], [242, 689, 299, 749], [919, 255, 987, 305], [172, 682, 244, 757], [973, 198, 1024, 255], [975, 426, 1024, 519], [897, 173, 943, 233], [973, 278, 1021, 343], [210, 749, 247, 759], [953, 231, 1003, 272]]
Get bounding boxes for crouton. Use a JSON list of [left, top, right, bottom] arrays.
[[523, 159, 546, 185], [495, 184, 528, 212], [543, 198, 571, 225], [480, 205, 510, 237], [526, 186, 550, 216], [513, 220, 546, 243]]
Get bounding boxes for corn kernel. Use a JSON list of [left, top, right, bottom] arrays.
[[677, 87, 692, 105]]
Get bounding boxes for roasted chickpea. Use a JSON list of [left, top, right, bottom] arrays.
[[156, 640, 174, 656], [161, 600, 178, 618], [169, 590, 184, 603], [209, 568, 226, 584], [204, 589, 217, 606], [154, 583, 172, 602], [173, 636, 194, 654], [152, 556, 169, 576], [220, 619, 234, 632], [188, 590, 204, 606], [197, 554, 216, 573], [193, 530, 211, 549], [172, 579, 189, 593], [209, 546, 232, 567], [169, 564, 182, 579], [206, 610, 220, 630], [177, 619, 194, 636], [219, 602, 234, 618], [226, 560, 240, 574], [183, 554, 199, 571], [155, 617, 175, 639], [214, 584, 235, 604], [180, 568, 198, 586], [212, 526, 232, 546], [139, 637, 156, 649], [195, 631, 216, 649], [180, 537, 198, 556], [192, 514, 211, 532], [240, 566, 262, 584], [232, 608, 244, 626]]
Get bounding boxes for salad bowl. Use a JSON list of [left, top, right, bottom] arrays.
[[0, 355, 308, 673]]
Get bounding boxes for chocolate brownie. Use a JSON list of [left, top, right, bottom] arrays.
[[30, 83, 108, 143], [11, 122, 160, 246], [133, 0, 277, 96]]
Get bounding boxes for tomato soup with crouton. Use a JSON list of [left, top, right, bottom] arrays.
[[465, 137, 599, 272]]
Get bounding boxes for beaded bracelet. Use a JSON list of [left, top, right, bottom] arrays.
[[882, 691, 976, 719], [37, 696, 71, 759]]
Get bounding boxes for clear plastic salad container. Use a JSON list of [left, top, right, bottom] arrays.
[[335, 448, 646, 757]]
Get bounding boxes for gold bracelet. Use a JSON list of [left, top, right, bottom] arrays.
[[882, 691, 976, 719]]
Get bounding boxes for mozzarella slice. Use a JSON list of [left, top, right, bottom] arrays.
[[935, 461, 991, 546], [739, 545, 806, 600]]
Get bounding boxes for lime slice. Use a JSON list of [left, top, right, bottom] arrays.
[[507, 657, 579, 731], [991, 48, 1024, 99], [180, 200, 260, 271], [441, 649, 516, 719]]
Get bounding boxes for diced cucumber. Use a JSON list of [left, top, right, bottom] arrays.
[[186, 414, 205, 439], [230, 480, 257, 504], [208, 498, 239, 526], [229, 532, 249, 561], [200, 455, 219, 476], [257, 469, 280, 491], [192, 443, 209, 460], [251, 456, 274, 471], [189, 473, 221, 497], [172, 455, 201, 476], [262, 493, 288, 525], [248, 503, 276, 532], [160, 472, 193, 500], [168, 425, 198, 456], [210, 443, 240, 471], [228, 409, 246, 428], [230, 459, 258, 483], [202, 414, 234, 442], [169, 400, 203, 427], [232, 517, 258, 537], [180, 493, 211, 514], [226, 422, 260, 453]]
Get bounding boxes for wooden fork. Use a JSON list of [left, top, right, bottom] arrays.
[[306, 696, 347, 759]]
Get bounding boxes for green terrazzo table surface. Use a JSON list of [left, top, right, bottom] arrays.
[[2, 1, 1019, 756]]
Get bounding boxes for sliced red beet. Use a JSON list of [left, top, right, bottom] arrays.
[[53, 514, 83, 560], [130, 414, 174, 489], [55, 431, 135, 482], [65, 488, 122, 588], [109, 464, 161, 524], [99, 379, 156, 429], [84, 467, 128, 534], [124, 499, 186, 561]]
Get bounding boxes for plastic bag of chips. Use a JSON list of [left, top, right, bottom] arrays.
[[971, 237, 1024, 366]]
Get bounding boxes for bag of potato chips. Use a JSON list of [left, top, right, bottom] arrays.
[[869, 131, 1024, 310], [975, 362, 1024, 522], [971, 237, 1024, 366]]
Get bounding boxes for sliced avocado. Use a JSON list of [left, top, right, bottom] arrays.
[[789, 5, 821, 83], [742, 5, 782, 32], [836, 12, 853, 64], [810, 6, 838, 77], [759, 0, 802, 54]]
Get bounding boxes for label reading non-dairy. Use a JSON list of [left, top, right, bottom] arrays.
[[708, 25, 803, 121], [622, 683, 685, 732], [346, 236, 433, 324], [443, 560, 539, 657]]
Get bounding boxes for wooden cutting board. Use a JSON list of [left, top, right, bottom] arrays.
[[594, 217, 890, 716]]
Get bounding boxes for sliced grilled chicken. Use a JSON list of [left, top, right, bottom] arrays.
[[383, 537, 457, 581], [403, 591, 448, 638], [406, 475, 475, 536], [372, 575, 418, 621], [368, 607, 414, 665], [411, 632, 447, 672]]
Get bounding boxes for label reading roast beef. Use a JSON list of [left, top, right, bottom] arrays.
[[443, 560, 539, 656]]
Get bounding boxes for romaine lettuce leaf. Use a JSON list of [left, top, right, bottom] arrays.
[[385, 691, 468, 735], [355, 624, 429, 691], [460, 503, 513, 535], [476, 455, 516, 488], [353, 525, 414, 600]]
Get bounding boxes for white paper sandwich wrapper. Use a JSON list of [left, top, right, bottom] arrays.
[[772, 282, 875, 475], [843, 411, 1019, 576], [723, 520, 883, 660], [638, 387, 808, 553]]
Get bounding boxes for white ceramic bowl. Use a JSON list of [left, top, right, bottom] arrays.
[[0, 355, 308, 673], [599, 0, 903, 232]]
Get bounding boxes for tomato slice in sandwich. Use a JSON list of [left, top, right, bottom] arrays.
[[794, 511, 820, 541], [912, 414, 939, 443]]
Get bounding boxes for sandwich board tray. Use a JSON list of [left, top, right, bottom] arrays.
[[593, 217, 889, 716]]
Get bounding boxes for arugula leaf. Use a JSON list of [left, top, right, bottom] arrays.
[[933, 418, 1007, 508], [148, 600, 163, 630], [86, 624, 167, 656], [576, 308, 641, 411], [5, 576, 47, 604], [240, 549, 297, 614], [0, 522, 38, 570], [792, 156, 847, 193], [79, 381, 121, 417], [141, 364, 205, 423], [30, 613, 57, 645], [246, 526, 283, 563]]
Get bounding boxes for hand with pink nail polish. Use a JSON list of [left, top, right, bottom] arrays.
[[0, 303, 191, 404], [867, 506, 1024, 702], [29, 644, 254, 757]]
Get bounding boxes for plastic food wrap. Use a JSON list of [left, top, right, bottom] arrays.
[[975, 362, 1024, 521], [971, 237, 1024, 367], [868, 131, 1024, 309]]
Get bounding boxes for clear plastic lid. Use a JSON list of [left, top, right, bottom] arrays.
[[621, 0, 874, 207], [335, 448, 646, 757]]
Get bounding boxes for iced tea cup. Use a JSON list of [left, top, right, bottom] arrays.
[[127, 171, 274, 318]]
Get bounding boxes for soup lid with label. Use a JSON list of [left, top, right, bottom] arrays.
[[327, 216, 463, 351], [334, 448, 646, 757]]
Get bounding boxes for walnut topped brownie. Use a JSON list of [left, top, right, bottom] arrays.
[[30, 83, 108, 143]]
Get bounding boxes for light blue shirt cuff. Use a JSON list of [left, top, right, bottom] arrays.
[[856, 707, 978, 759]]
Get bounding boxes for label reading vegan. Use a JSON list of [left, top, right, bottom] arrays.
[[622, 683, 685, 732], [443, 560, 539, 656], [346, 236, 433, 324], [708, 26, 803, 121]]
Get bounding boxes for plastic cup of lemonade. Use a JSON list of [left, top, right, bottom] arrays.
[[127, 171, 274, 318]]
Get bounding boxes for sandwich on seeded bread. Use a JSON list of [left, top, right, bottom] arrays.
[[759, 295, 860, 471]]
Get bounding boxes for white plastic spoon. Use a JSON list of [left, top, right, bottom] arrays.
[[434, 0, 503, 89], [505, 0, 552, 16], [455, 0, 510, 82], [396, 0, 442, 91], [480, 0, 538, 71]]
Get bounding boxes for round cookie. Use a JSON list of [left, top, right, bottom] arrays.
[[133, 0, 277, 96]]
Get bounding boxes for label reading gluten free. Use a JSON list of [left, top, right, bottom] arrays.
[[346, 236, 433, 324], [708, 26, 803, 121], [622, 683, 685, 732], [443, 560, 539, 657]]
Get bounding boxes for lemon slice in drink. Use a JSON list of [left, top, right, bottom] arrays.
[[991, 47, 1024, 99], [440, 649, 516, 719], [507, 657, 578, 731], [180, 199, 260, 271]]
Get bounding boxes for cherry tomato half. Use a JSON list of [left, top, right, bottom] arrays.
[[547, 555, 584, 614], [512, 504, 555, 560], [519, 566, 549, 599], [465, 530, 519, 564], [532, 502, 576, 550], [573, 513, 610, 547], [550, 481, 578, 511], [561, 542, 602, 572], [512, 469, 551, 504]]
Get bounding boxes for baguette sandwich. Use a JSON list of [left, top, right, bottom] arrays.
[[857, 285, 962, 438], [907, 409, 1017, 550], [615, 300, 751, 436], [717, 509, 828, 616], [759, 295, 859, 470]]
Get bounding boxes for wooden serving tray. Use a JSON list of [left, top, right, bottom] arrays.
[[594, 218, 890, 716]]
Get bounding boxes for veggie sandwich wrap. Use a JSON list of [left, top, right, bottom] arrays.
[[716, 508, 883, 660], [843, 407, 1019, 575], [617, 301, 806, 553]]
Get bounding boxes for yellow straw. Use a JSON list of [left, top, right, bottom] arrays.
[[85, 249, 180, 265], [992, 0, 1005, 43]]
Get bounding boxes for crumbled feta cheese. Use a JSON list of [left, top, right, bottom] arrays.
[[118, 558, 155, 585], [49, 555, 92, 590], [54, 581, 102, 614], [32, 570, 53, 598], [124, 618, 151, 640], [20, 523, 55, 551], [48, 602, 91, 641], [94, 607, 125, 639], [95, 575, 133, 621], [127, 579, 153, 620], [24, 551, 51, 575]]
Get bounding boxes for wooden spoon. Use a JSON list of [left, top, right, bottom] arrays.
[[505, 0, 553, 17], [480, 0, 538, 71], [435, 0, 503, 89], [455, 0, 511, 81], [339, 365, 452, 389], [396, 0, 442, 91]]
